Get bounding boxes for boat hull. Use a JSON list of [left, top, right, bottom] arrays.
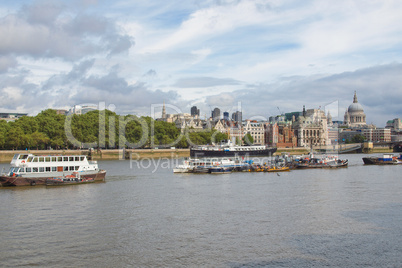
[[362, 157, 398, 165], [0, 170, 106, 187], [267, 167, 290, 172], [295, 161, 348, 169], [209, 167, 232, 174], [192, 167, 210, 173], [190, 147, 277, 157], [46, 177, 95, 186]]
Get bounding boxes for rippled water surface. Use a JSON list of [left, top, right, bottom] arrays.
[[1, 154, 401, 267]]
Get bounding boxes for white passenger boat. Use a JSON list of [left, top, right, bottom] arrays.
[[0, 153, 106, 186], [190, 140, 276, 157], [173, 157, 244, 173]]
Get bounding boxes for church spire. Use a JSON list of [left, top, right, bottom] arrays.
[[353, 91, 358, 103], [162, 101, 166, 119]]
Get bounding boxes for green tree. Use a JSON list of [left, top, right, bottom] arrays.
[[30, 131, 51, 149], [14, 116, 39, 134], [36, 109, 67, 149], [188, 132, 205, 145], [211, 131, 228, 144], [243, 133, 254, 145], [175, 136, 188, 148], [7, 127, 25, 149], [351, 134, 365, 143], [235, 137, 242, 145], [0, 120, 10, 148]]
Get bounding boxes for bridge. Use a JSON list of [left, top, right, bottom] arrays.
[[313, 141, 401, 154], [314, 143, 363, 154]]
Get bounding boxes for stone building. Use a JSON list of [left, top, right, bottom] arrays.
[[243, 120, 265, 145], [386, 118, 402, 130], [292, 107, 329, 147], [361, 128, 391, 142], [225, 121, 243, 144]]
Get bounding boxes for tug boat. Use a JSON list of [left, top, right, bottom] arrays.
[[0, 153, 106, 186]]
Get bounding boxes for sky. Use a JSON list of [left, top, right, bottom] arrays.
[[1, 0, 402, 127]]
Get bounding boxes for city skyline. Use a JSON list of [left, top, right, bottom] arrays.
[[1, 0, 401, 127]]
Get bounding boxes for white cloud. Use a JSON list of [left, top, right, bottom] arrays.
[[0, 0, 401, 126], [142, 1, 270, 53]]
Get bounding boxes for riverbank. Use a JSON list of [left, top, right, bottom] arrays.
[[0, 146, 395, 162]]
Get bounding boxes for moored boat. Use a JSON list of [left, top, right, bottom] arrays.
[[209, 167, 233, 174], [46, 173, 95, 186], [294, 153, 348, 169], [190, 140, 276, 157], [267, 166, 290, 172], [362, 154, 402, 165], [173, 157, 245, 173], [0, 153, 106, 187]]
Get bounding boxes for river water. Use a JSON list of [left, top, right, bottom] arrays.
[[0, 154, 401, 267]]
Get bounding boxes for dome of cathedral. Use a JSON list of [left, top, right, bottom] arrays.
[[344, 91, 367, 127], [348, 102, 364, 113]]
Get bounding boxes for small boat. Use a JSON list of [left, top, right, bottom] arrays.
[[267, 166, 290, 172], [209, 167, 232, 174], [362, 154, 402, 165], [46, 173, 95, 186], [192, 166, 210, 173], [294, 153, 348, 169]]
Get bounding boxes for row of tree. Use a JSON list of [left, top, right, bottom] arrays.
[[0, 109, 229, 150]]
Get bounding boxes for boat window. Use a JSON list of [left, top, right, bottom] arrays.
[[39, 167, 44, 172], [19, 155, 28, 160], [26, 167, 32, 172], [58, 156, 63, 162], [33, 167, 38, 172], [39, 157, 44, 162], [80, 156, 85, 161], [69, 157, 74, 161], [69, 166, 74, 171], [75, 166, 79, 171], [52, 167, 57, 172], [64, 166, 68, 171], [63, 157, 68, 161], [45, 157, 51, 162], [27, 156, 33, 162], [75, 157, 80, 161], [46, 167, 51, 172], [18, 168, 25, 173], [51, 157, 56, 162], [33, 157, 38, 162], [13, 154, 19, 160]]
